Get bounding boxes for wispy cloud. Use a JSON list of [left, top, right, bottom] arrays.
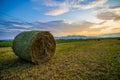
[[94, 5, 120, 14], [71, 0, 108, 9], [90, 4, 120, 34], [97, 11, 120, 21], [90, 11, 120, 34], [1, 17, 120, 37], [32, 0, 108, 16], [12, 24, 32, 28], [45, 7, 69, 16], [90, 5, 120, 31], [0, 20, 32, 32], [0, 19, 96, 36], [93, 5, 109, 13], [110, 6, 120, 11]]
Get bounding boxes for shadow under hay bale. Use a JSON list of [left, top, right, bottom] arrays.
[[12, 31, 56, 64]]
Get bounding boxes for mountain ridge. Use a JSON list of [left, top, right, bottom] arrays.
[[55, 33, 120, 40]]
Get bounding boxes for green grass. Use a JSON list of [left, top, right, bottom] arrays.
[[56, 39, 97, 43], [0, 39, 120, 80], [0, 41, 13, 47]]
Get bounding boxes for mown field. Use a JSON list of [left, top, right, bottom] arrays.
[[0, 39, 120, 80]]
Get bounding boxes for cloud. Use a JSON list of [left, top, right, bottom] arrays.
[[44, 0, 108, 9], [94, 4, 120, 24], [90, 6, 120, 34], [96, 12, 120, 21], [12, 24, 32, 28], [110, 6, 120, 11], [94, 5, 120, 14], [0, 19, 96, 36], [89, 19, 120, 35], [0, 20, 32, 32], [1, 18, 120, 38], [0, 20, 32, 29], [114, 16, 120, 21], [35, 20, 100, 36], [71, 0, 108, 9], [93, 5, 109, 13], [45, 7, 69, 16], [33, 0, 108, 16], [43, 0, 59, 7]]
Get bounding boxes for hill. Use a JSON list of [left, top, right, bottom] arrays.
[[55, 33, 120, 40]]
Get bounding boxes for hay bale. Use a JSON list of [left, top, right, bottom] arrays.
[[12, 31, 56, 64]]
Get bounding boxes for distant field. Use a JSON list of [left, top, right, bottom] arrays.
[[0, 41, 12, 47], [0, 39, 86, 47], [0, 39, 120, 80], [0, 38, 116, 47]]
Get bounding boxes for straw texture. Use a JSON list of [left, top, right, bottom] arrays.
[[13, 31, 56, 64]]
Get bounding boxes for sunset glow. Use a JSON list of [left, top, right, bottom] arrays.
[[0, 0, 120, 39]]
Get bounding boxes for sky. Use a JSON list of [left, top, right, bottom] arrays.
[[0, 0, 120, 40]]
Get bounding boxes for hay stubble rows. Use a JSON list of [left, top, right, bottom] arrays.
[[0, 39, 120, 80]]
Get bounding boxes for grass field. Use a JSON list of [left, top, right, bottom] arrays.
[[0, 39, 120, 80], [0, 41, 12, 47]]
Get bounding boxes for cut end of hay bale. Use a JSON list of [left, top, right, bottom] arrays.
[[12, 31, 56, 64], [30, 31, 56, 64]]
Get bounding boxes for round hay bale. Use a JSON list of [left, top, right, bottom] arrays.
[[12, 31, 56, 64]]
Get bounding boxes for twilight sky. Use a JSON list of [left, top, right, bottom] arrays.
[[0, 0, 120, 40]]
